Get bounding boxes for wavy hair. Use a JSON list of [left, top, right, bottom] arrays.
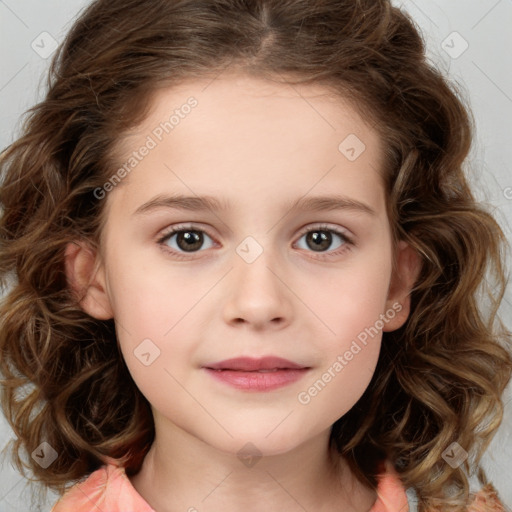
[[1, 0, 511, 510]]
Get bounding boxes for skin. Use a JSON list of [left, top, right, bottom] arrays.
[[66, 72, 421, 512]]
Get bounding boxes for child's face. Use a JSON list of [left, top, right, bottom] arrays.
[[71, 73, 418, 456]]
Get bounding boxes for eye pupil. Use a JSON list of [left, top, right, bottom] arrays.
[[177, 231, 203, 252], [307, 231, 331, 251]]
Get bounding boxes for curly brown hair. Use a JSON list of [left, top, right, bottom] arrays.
[[1, 0, 511, 510]]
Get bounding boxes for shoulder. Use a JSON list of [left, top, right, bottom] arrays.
[[421, 484, 507, 512], [51, 464, 155, 512], [370, 460, 413, 512], [373, 461, 507, 512], [466, 484, 507, 512], [421, 483, 507, 512]]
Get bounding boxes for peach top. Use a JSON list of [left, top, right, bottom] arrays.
[[51, 459, 506, 512]]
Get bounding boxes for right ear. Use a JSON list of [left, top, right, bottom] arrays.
[[64, 242, 113, 320]]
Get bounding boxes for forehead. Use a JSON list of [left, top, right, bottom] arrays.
[[106, 72, 386, 218], [117, 71, 382, 161]]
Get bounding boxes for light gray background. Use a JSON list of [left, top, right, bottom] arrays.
[[0, 1, 511, 510]]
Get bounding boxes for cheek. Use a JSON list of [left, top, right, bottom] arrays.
[[302, 246, 392, 343], [330, 272, 391, 342], [293, 249, 391, 418], [296, 341, 381, 435], [106, 265, 200, 418], [295, 275, 388, 428], [106, 249, 212, 339], [103, 248, 233, 406]]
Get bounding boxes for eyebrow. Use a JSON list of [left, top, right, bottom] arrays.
[[133, 193, 377, 217]]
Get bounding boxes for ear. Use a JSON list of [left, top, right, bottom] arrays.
[[64, 242, 113, 320], [383, 240, 422, 332]]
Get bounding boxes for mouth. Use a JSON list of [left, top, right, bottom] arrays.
[[203, 356, 309, 372], [202, 356, 311, 392]]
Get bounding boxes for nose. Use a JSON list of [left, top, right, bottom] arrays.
[[222, 246, 294, 331]]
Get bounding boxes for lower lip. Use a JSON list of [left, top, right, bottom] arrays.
[[203, 368, 309, 391]]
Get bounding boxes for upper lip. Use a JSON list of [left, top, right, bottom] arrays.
[[204, 356, 308, 371]]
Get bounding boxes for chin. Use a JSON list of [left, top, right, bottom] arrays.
[[204, 424, 315, 460]]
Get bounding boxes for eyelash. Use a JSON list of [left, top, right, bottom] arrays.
[[156, 223, 355, 261]]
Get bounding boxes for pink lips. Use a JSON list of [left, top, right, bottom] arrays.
[[203, 356, 310, 391]]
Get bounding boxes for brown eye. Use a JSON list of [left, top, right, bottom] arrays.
[[160, 228, 215, 253], [305, 231, 334, 252], [295, 227, 351, 254]]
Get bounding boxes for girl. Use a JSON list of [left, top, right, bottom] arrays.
[[0, 1, 510, 511]]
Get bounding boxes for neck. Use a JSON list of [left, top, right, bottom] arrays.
[[129, 418, 377, 512]]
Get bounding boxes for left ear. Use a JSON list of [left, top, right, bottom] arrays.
[[383, 240, 422, 332]]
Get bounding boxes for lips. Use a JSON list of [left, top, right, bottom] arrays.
[[203, 356, 308, 372], [203, 356, 310, 392]]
